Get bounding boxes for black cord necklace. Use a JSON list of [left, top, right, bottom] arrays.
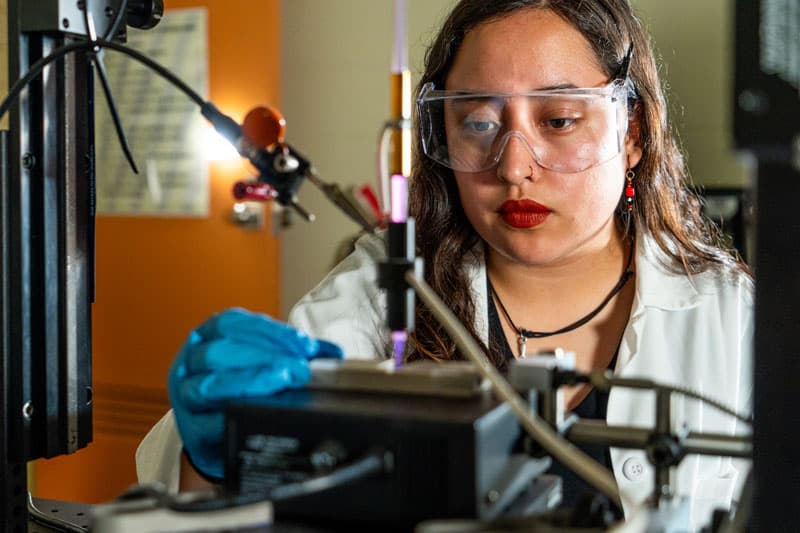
[[489, 239, 635, 358]]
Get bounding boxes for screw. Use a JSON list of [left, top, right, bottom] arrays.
[[21, 153, 35, 169], [273, 153, 300, 173], [77, 0, 86, 9], [485, 489, 500, 504], [22, 401, 34, 420], [105, 6, 114, 17], [738, 89, 769, 116], [62, 17, 70, 29]]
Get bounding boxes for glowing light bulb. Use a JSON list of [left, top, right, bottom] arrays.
[[203, 126, 240, 161]]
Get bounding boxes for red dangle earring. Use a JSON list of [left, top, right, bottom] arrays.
[[625, 169, 636, 211]]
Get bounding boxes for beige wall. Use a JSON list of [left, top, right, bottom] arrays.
[[633, 0, 749, 188], [279, 0, 455, 317], [279, 0, 750, 319]]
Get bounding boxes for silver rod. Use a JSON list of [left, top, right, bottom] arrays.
[[406, 271, 621, 507], [306, 168, 377, 232], [288, 200, 315, 222], [683, 434, 752, 458], [566, 420, 651, 448], [655, 389, 672, 496], [567, 420, 752, 458]]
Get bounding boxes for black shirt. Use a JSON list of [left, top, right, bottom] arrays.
[[487, 286, 617, 509]]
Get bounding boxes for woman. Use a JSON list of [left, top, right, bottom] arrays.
[[138, 1, 752, 529]]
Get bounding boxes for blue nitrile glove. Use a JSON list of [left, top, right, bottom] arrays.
[[168, 307, 343, 480]]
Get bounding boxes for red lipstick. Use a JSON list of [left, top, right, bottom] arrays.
[[497, 199, 550, 229]]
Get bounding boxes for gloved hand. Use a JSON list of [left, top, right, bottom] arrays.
[[168, 307, 343, 480]]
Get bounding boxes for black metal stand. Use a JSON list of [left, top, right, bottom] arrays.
[[1, 1, 97, 529], [734, 0, 800, 526], [28, 497, 92, 532], [752, 160, 800, 527], [1, 126, 28, 533], [558, 379, 752, 506]]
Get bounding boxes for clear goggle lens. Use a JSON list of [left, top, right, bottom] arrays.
[[417, 80, 631, 174]]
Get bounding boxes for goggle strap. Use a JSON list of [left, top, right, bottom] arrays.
[[612, 43, 634, 82]]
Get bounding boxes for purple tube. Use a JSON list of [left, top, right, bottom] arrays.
[[390, 173, 408, 223], [392, 329, 407, 368]]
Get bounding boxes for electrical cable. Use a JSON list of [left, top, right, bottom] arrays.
[[268, 449, 390, 502], [85, 38, 209, 104], [659, 383, 752, 426], [0, 41, 94, 120], [0, 37, 205, 123], [82, 3, 139, 173], [405, 270, 622, 508], [592, 373, 753, 426], [103, 0, 130, 42]]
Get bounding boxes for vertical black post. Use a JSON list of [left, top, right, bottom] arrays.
[[9, 26, 94, 465], [1, 1, 96, 529], [2, 5, 32, 530], [752, 161, 800, 527], [1, 127, 29, 532], [734, 0, 800, 527]]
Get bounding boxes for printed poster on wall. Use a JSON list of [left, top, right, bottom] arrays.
[[95, 7, 209, 216]]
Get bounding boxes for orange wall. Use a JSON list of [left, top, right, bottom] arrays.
[[34, 0, 281, 503]]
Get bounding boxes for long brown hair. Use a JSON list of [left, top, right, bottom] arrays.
[[406, 0, 749, 366]]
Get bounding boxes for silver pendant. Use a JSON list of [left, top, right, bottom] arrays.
[[518, 334, 527, 359]]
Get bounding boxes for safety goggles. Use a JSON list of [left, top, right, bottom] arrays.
[[417, 78, 633, 174]]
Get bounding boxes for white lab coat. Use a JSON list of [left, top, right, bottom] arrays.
[[137, 231, 753, 531]]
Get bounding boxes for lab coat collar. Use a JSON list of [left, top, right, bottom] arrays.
[[467, 231, 701, 347], [633, 231, 701, 312]]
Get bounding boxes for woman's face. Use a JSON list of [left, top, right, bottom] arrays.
[[445, 8, 642, 268]]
